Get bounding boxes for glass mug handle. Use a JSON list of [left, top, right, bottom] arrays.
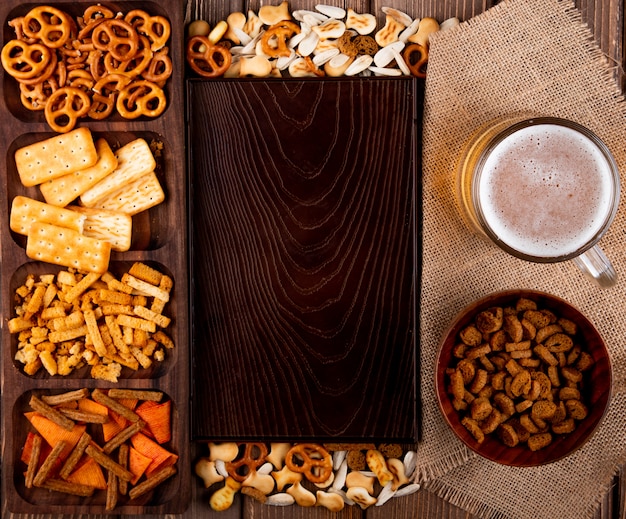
[[572, 245, 617, 288]]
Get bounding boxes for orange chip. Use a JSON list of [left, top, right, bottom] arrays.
[[128, 445, 153, 485], [25, 412, 86, 460], [130, 432, 177, 478], [67, 457, 108, 490], [136, 400, 171, 444], [77, 398, 109, 418]]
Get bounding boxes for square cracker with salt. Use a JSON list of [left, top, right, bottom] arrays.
[[15, 128, 98, 187], [40, 138, 118, 207], [10, 196, 86, 235], [26, 222, 111, 274], [90, 171, 165, 216], [79, 138, 156, 207]]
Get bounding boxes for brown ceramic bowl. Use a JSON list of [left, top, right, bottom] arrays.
[[435, 289, 612, 466]]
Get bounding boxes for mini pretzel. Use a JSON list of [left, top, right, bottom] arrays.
[[8, 18, 38, 44], [403, 43, 428, 78], [1, 40, 52, 80], [225, 443, 268, 482], [142, 48, 173, 84], [92, 19, 139, 62], [186, 36, 232, 78], [261, 21, 300, 58], [44, 86, 91, 133], [81, 5, 115, 26], [22, 6, 73, 49], [116, 80, 166, 119], [285, 444, 332, 484], [125, 10, 171, 52], [104, 35, 153, 78]]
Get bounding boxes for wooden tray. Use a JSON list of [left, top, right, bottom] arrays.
[[189, 78, 421, 441], [0, 0, 189, 514]]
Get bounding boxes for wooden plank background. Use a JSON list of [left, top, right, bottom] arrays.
[[2, 0, 624, 517]]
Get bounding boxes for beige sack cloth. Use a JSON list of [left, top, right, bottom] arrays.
[[418, 0, 626, 517]]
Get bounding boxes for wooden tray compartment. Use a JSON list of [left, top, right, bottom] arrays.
[[189, 78, 421, 442], [0, 0, 189, 515]]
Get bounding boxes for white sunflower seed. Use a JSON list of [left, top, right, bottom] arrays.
[[233, 27, 252, 46], [375, 481, 396, 506], [440, 17, 461, 31], [332, 450, 347, 470], [374, 40, 404, 67], [399, 18, 420, 42], [328, 487, 355, 506], [214, 459, 229, 478], [403, 450, 417, 478], [369, 66, 402, 76], [316, 4, 346, 19], [332, 459, 348, 489], [266, 493, 296, 506], [312, 48, 339, 66], [303, 13, 324, 26], [381, 7, 413, 27], [288, 25, 310, 49], [276, 50, 297, 70], [394, 482, 421, 497], [391, 47, 411, 75], [297, 31, 320, 56], [328, 52, 351, 68], [293, 9, 327, 24], [344, 54, 373, 76]]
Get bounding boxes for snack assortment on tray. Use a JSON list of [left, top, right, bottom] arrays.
[[194, 442, 419, 511], [0, 5, 172, 132], [444, 297, 595, 450], [186, 2, 460, 78], [0, 0, 188, 514], [18, 389, 177, 510]]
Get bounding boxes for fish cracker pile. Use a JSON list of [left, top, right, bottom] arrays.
[[20, 388, 177, 509], [186, 2, 459, 78], [194, 442, 419, 511], [0, 5, 172, 133], [10, 129, 165, 275], [9, 262, 174, 381]]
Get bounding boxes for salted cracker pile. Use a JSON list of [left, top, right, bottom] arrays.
[[9, 262, 174, 381], [11, 128, 165, 274], [186, 2, 459, 78], [195, 442, 419, 511]]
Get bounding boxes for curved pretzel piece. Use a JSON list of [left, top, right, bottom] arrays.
[[403, 43, 428, 78], [44, 86, 91, 133], [92, 19, 140, 62], [225, 443, 269, 482], [116, 80, 166, 119], [186, 36, 232, 78], [285, 443, 333, 484], [22, 6, 74, 49], [261, 20, 300, 58], [1, 40, 52, 80], [125, 9, 171, 52]]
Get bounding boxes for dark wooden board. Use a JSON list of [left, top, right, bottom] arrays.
[[0, 0, 190, 515], [189, 78, 421, 441]]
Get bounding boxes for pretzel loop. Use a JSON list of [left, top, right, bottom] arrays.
[[403, 43, 428, 78], [22, 6, 73, 49], [225, 443, 269, 482], [116, 80, 166, 119], [186, 36, 231, 78], [285, 443, 332, 484], [44, 86, 91, 133]]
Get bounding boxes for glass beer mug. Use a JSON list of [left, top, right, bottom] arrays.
[[456, 116, 620, 288]]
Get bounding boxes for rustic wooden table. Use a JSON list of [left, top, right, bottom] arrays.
[[2, 0, 625, 518]]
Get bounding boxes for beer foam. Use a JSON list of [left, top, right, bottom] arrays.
[[478, 124, 616, 259]]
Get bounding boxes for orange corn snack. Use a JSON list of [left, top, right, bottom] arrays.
[[130, 432, 177, 477], [136, 400, 171, 444], [67, 457, 107, 490], [25, 412, 86, 459], [128, 446, 153, 485]]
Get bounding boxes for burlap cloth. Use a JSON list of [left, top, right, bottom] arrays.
[[417, 0, 626, 517]]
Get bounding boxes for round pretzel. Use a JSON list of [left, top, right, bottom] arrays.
[[186, 36, 232, 78], [22, 6, 73, 49], [125, 9, 171, 51], [261, 21, 300, 58], [92, 19, 139, 62], [285, 444, 332, 484], [142, 48, 173, 84], [104, 35, 153, 78], [116, 80, 166, 119], [1, 39, 52, 80], [225, 443, 269, 482], [44, 86, 91, 133], [403, 43, 428, 78]]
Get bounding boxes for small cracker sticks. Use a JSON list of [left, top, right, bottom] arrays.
[[15, 128, 98, 187]]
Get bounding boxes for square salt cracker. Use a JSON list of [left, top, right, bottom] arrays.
[[10, 196, 86, 235], [90, 171, 165, 216], [15, 128, 98, 187], [79, 138, 156, 207], [68, 205, 133, 252], [26, 222, 111, 274], [40, 138, 118, 207]]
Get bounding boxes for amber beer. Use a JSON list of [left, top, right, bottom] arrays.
[[457, 117, 620, 285]]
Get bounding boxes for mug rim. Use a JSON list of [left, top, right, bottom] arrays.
[[471, 117, 621, 264]]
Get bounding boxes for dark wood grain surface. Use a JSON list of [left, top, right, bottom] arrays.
[[1, 0, 625, 517], [189, 78, 418, 441]]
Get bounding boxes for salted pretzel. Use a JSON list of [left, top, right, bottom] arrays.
[[225, 443, 269, 482], [285, 443, 332, 484], [1, 40, 52, 81], [142, 48, 173, 84], [116, 80, 166, 119], [22, 6, 73, 49], [261, 20, 300, 58], [44, 86, 91, 133], [104, 35, 153, 78], [92, 19, 140, 62], [186, 36, 232, 78], [403, 43, 428, 78], [125, 9, 171, 52]]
